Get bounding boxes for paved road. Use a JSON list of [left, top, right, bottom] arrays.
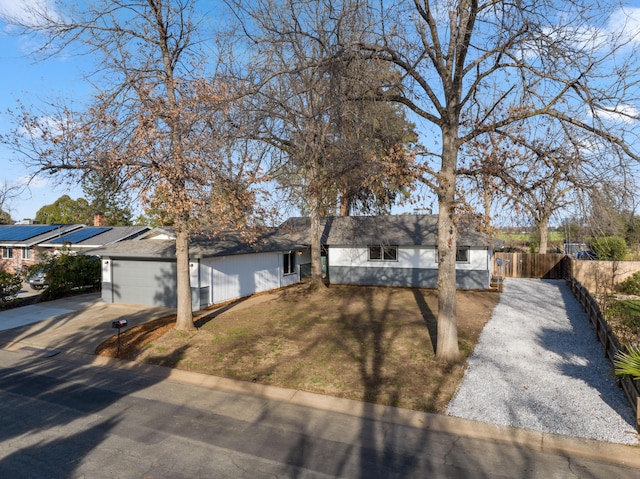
[[1, 292, 640, 477], [1, 348, 639, 478]]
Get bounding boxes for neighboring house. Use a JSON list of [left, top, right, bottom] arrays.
[[0, 221, 151, 274], [93, 228, 308, 310], [92, 214, 501, 311], [280, 215, 502, 290], [37, 225, 150, 252], [0, 224, 84, 273]]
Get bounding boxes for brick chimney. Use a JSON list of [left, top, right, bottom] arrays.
[[93, 212, 106, 227]]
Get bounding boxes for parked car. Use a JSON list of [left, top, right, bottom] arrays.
[[27, 270, 48, 290], [576, 250, 597, 260]]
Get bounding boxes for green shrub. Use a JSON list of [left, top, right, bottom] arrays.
[[0, 270, 23, 306], [589, 236, 628, 260], [620, 272, 640, 296], [31, 251, 101, 298], [614, 345, 640, 381]]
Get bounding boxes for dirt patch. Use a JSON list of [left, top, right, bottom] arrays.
[[96, 284, 499, 413]]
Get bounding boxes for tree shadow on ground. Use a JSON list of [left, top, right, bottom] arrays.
[[544, 279, 638, 433], [0, 350, 177, 476], [412, 288, 438, 352]]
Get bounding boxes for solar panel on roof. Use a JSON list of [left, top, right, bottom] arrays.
[[49, 227, 112, 244], [0, 224, 60, 241]]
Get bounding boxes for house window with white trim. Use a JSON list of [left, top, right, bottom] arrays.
[[435, 247, 470, 263], [368, 245, 398, 261], [22, 247, 31, 260], [2, 247, 13, 259], [283, 251, 296, 275]]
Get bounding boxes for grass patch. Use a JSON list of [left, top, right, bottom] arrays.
[[96, 284, 499, 413]]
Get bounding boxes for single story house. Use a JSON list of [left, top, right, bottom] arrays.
[[37, 225, 150, 252], [0, 223, 84, 273], [0, 222, 150, 273], [91, 214, 501, 310], [280, 215, 502, 290], [93, 228, 308, 310]]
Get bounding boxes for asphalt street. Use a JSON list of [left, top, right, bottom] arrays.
[[1, 347, 639, 479], [1, 290, 640, 478]]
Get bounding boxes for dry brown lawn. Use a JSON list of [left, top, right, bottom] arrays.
[[96, 283, 499, 413]]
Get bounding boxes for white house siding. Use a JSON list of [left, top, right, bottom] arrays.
[[101, 252, 300, 310], [328, 246, 492, 289], [203, 251, 299, 305]]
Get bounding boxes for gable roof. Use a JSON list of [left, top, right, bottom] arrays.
[[278, 215, 499, 247], [89, 214, 501, 260], [91, 228, 306, 260], [38, 226, 150, 248], [0, 224, 84, 247]]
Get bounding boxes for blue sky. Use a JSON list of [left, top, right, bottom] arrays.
[[0, 0, 89, 221], [1, 0, 639, 225]]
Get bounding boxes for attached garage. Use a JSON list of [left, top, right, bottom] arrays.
[[96, 229, 307, 310], [103, 258, 177, 308]]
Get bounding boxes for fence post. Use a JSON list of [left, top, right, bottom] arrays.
[[568, 276, 640, 433]]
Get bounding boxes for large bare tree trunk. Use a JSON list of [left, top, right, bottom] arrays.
[[310, 193, 324, 286], [436, 126, 460, 362], [174, 215, 196, 331], [537, 216, 550, 254], [339, 187, 352, 217]]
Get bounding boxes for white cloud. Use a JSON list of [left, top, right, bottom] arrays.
[[0, 0, 60, 27], [607, 7, 640, 47], [534, 7, 640, 56], [596, 104, 640, 124], [19, 114, 67, 140]]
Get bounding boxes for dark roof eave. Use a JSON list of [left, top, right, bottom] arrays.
[[100, 253, 177, 260]]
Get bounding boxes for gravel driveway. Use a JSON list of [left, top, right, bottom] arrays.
[[447, 278, 639, 445]]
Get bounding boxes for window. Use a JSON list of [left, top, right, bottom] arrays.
[[283, 251, 296, 275], [2, 247, 13, 259], [368, 245, 398, 261], [455, 247, 470, 263], [435, 247, 470, 263], [22, 247, 31, 260]]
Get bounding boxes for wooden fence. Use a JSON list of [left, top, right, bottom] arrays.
[[491, 253, 640, 431], [494, 252, 568, 279], [571, 260, 640, 294], [569, 277, 640, 432]]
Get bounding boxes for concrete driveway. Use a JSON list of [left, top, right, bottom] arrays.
[[0, 294, 175, 356], [16, 281, 43, 300]]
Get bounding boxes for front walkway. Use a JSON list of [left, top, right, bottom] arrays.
[[447, 278, 639, 445]]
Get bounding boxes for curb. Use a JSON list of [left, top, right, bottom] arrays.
[[30, 348, 640, 470]]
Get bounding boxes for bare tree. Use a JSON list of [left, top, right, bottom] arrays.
[[464, 119, 633, 253], [1, 0, 258, 330], [583, 182, 634, 238], [0, 181, 21, 224], [359, 0, 640, 360], [230, 0, 416, 284]]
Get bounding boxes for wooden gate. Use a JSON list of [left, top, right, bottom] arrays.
[[494, 253, 568, 279]]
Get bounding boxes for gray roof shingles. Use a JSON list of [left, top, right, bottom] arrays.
[[91, 215, 500, 260], [279, 215, 498, 247], [92, 229, 305, 259]]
